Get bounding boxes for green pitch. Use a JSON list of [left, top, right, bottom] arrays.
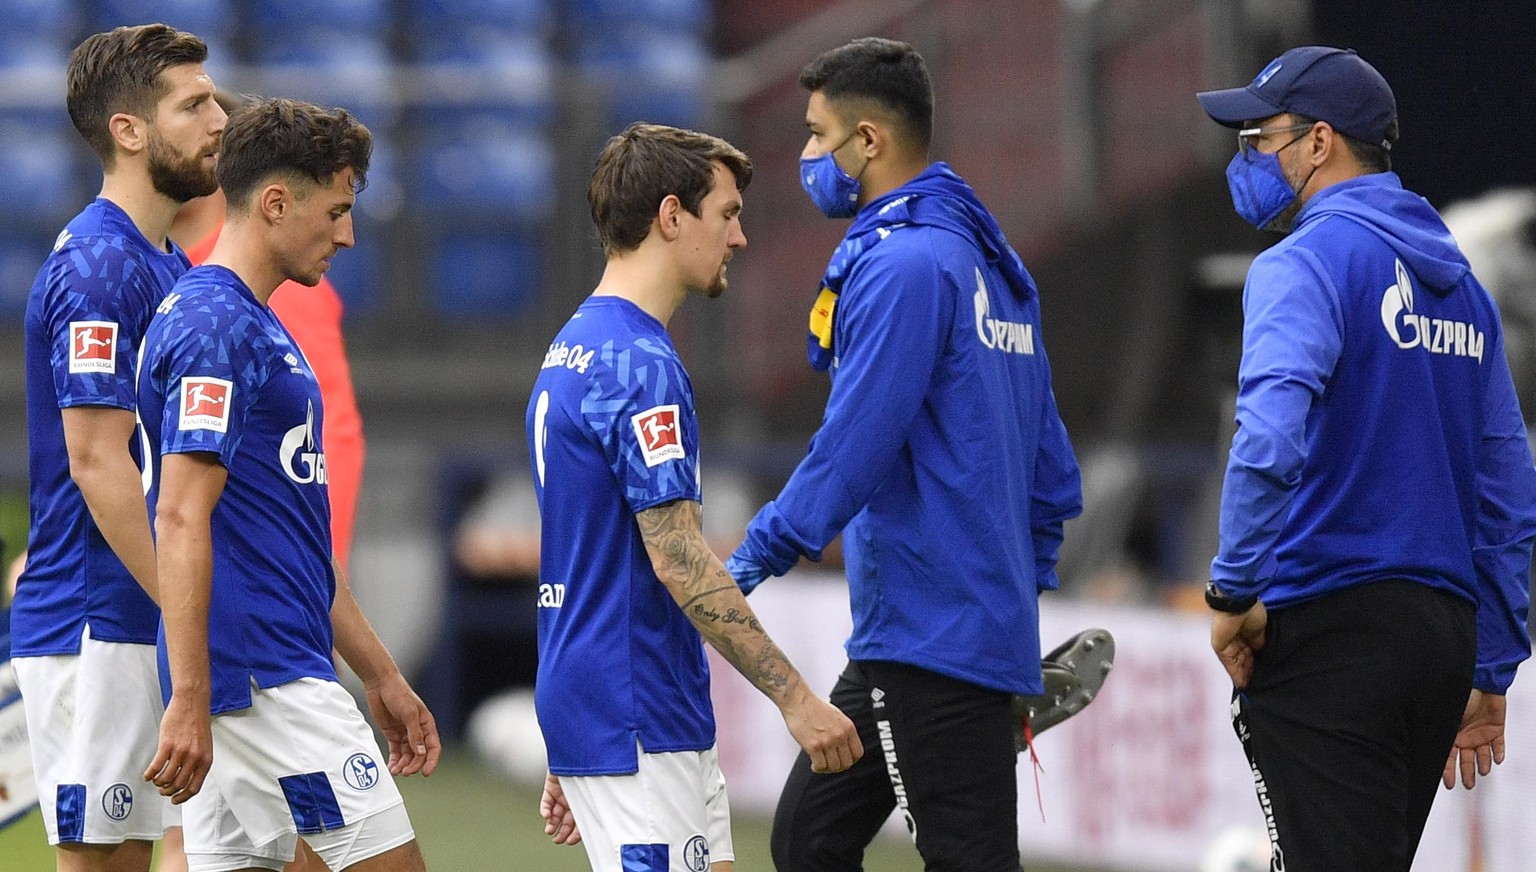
[[0, 750, 1102, 871]]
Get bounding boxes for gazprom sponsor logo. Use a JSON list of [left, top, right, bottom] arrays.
[[1380, 259, 1483, 363], [279, 399, 327, 485], [876, 719, 918, 842], [973, 268, 1034, 355]]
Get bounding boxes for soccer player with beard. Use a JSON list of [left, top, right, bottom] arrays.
[[11, 23, 225, 872], [529, 123, 860, 872]]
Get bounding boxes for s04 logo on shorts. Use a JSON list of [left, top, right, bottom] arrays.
[[683, 834, 709, 872], [102, 783, 134, 820], [343, 753, 379, 791]]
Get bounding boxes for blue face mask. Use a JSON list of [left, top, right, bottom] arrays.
[[1224, 130, 1314, 232], [799, 136, 865, 218]]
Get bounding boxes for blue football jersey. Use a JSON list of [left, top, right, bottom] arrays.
[[14, 199, 191, 656], [527, 296, 712, 775], [138, 265, 336, 714]]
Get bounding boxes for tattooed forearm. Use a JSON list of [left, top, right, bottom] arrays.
[[637, 499, 798, 701]]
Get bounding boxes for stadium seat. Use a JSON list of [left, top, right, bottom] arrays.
[[93, 0, 234, 39], [321, 138, 401, 321], [409, 30, 556, 129], [567, 0, 709, 33], [576, 29, 709, 130], [324, 239, 382, 321], [411, 121, 554, 221], [0, 0, 79, 34], [0, 123, 92, 226], [253, 40, 398, 126], [430, 228, 544, 318], [0, 233, 50, 319], [252, 0, 388, 34], [410, 0, 550, 32]]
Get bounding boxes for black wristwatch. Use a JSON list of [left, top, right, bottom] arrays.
[[1205, 580, 1259, 614]]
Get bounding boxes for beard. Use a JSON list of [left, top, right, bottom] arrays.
[[147, 131, 219, 203], [703, 261, 730, 299]]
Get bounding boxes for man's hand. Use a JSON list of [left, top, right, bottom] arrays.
[[1210, 600, 1268, 688], [143, 694, 213, 804], [1443, 689, 1507, 789], [540, 772, 581, 845], [364, 673, 442, 777], [781, 686, 862, 774]]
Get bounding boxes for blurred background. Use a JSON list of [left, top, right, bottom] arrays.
[[2, 1, 1535, 870]]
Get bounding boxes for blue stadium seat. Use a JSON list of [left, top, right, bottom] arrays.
[[577, 30, 709, 130], [0, 32, 70, 81], [0, 233, 50, 319], [568, 0, 708, 32], [93, 0, 234, 40], [410, 31, 555, 129], [0, 0, 80, 34], [411, 0, 550, 32], [0, 124, 92, 225], [253, 40, 398, 126], [324, 232, 382, 321], [323, 141, 400, 320], [429, 228, 544, 319], [253, 0, 388, 34], [411, 121, 554, 222]]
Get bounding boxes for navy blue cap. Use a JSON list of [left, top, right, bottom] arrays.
[[1197, 46, 1396, 150]]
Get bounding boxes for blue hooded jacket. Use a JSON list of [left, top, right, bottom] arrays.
[[729, 164, 1082, 695], [1212, 172, 1536, 693]]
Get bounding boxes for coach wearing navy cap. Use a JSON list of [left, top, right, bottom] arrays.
[[1198, 47, 1536, 870]]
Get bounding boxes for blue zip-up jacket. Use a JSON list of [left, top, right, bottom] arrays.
[[729, 164, 1082, 695], [1213, 172, 1536, 693]]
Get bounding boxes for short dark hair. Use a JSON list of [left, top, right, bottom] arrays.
[[67, 24, 209, 167], [798, 37, 934, 150], [1292, 112, 1395, 173], [217, 97, 372, 211], [1345, 117, 1396, 173], [588, 122, 752, 257]]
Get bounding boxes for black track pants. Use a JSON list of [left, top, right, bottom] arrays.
[[1232, 580, 1476, 872], [771, 659, 1021, 872]]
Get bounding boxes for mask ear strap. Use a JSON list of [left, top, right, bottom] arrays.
[[1293, 163, 1321, 199]]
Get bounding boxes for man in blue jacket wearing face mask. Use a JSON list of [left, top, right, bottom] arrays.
[[1199, 46, 1536, 871], [726, 37, 1085, 871]]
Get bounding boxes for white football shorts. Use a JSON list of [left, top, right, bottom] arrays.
[[12, 624, 177, 845], [560, 743, 733, 872], [180, 677, 415, 872]]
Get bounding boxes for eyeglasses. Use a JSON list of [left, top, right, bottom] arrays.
[[1237, 123, 1315, 157]]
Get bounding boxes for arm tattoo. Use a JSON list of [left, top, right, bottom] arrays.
[[637, 500, 794, 699]]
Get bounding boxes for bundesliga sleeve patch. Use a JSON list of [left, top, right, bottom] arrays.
[[68, 321, 118, 374], [178, 377, 234, 433], [631, 404, 685, 467]]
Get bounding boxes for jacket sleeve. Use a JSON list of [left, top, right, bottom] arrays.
[[1471, 322, 1536, 693], [1211, 247, 1344, 597], [730, 236, 947, 589], [1029, 340, 1082, 591]]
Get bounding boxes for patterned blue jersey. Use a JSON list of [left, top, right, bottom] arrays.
[[526, 296, 711, 775], [14, 199, 191, 656], [138, 265, 336, 714]]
